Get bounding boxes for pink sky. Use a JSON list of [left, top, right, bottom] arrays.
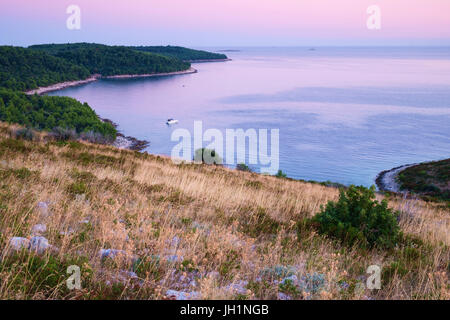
[[1, 0, 450, 46]]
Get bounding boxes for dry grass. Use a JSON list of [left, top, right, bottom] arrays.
[[0, 122, 448, 300]]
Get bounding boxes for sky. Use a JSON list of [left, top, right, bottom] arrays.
[[1, 0, 450, 47]]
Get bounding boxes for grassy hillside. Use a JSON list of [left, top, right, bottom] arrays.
[[29, 43, 191, 76], [0, 46, 90, 91], [131, 46, 228, 61], [0, 122, 447, 300], [398, 159, 450, 202]]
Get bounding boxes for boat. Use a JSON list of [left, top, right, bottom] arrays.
[[166, 119, 179, 125]]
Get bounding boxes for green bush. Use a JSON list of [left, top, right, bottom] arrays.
[[236, 163, 252, 172], [275, 170, 287, 178], [13, 128, 37, 141], [311, 185, 401, 249], [194, 148, 222, 165]]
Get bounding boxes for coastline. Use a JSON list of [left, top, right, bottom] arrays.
[[25, 75, 101, 95], [104, 67, 197, 79], [187, 58, 232, 63], [375, 164, 416, 193], [25, 68, 198, 96], [101, 118, 150, 152], [23, 67, 199, 152]]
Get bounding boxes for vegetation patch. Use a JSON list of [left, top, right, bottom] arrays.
[[240, 207, 281, 238], [398, 159, 450, 201], [63, 152, 123, 167], [310, 185, 401, 249], [0, 89, 116, 139]]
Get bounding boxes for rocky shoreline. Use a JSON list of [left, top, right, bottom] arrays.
[[25, 75, 101, 95], [101, 119, 150, 152], [25, 68, 198, 96], [187, 58, 232, 63], [104, 67, 197, 79], [24, 68, 201, 152], [375, 164, 417, 193]]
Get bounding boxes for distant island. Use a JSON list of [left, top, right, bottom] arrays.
[[0, 43, 229, 149]]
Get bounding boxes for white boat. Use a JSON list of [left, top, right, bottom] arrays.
[[166, 119, 179, 125]]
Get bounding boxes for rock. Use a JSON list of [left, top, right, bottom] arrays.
[[29, 236, 50, 253], [99, 249, 138, 264], [9, 237, 30, 251], [31, 224, 46, 236], [280, 275, 298, 286], [261, 265, 297, 279], [222, 280, 249, 295], [166, 290, 200, 300], [277, 292, 292, 300], [99, 249, 126, 259]]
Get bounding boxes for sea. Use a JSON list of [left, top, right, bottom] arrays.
[[48, 47, 450, 187]]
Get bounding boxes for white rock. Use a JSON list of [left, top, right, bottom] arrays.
[[31, 224, 46, 235], [277, 292, 292, 300], [222, 280, 249, 295], [29, 236, 50, 253], [9, 237, 30, 251], [99, 249, 138, 263], [166, 290, 200, 300], [99, 249, 126, 259]]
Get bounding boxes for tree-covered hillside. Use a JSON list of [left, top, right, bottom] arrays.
[[0, 89, 116, 138], [29, 43, 191, 76], [0, 46, 90, 91], [0, 43, 226, 140], [131, 45, 228, 61]]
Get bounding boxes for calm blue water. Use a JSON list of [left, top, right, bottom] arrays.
[[48, 47, 450, 187]]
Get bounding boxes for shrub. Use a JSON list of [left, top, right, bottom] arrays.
[[311, 185, 401, 249], [236, 163, 252, 172], [80, 131, 114, 144], [0, 138, 31, 153], [67, 181, 89, 196], [275, 170, 287, 178], [50, 127, 78, 141], [13, 128, 37, 141], [194, 148, 222, 165]]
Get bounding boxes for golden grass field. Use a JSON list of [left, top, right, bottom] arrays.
[[0, 122, 448, 300]]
